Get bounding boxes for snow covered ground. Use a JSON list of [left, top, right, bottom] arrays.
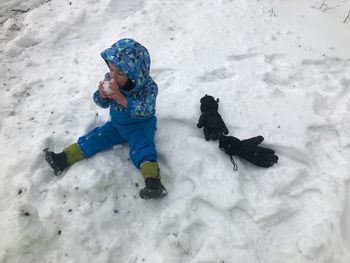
[[1, 0, 350, 262]]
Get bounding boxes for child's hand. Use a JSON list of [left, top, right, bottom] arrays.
[[98, 81, 108, 100], [107, 79, 120, 97], [108, 79, 127, 107]]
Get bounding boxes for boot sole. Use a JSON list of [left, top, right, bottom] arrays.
[[140, 186, 167, 200]]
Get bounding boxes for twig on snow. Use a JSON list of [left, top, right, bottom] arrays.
[[11, 8, 30, 13], [318, 0, 328, 10], [344, 10, 350, 23], [269, 8, 277, 17], [311, 0, 339, 12], [321, 4, 340, 12], [10, 24, 21, 31]]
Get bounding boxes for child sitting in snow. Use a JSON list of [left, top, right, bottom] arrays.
[[44, 38, 166, 200]]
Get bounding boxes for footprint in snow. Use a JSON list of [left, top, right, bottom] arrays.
[[196, 67, 235, 83]]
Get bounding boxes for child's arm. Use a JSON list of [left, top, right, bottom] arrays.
[[124, 82, 158, 118], [93, 73, 112, 108], [93, 89, 112, 108]]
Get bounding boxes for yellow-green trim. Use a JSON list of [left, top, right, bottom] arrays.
[[64, 143, 84, 165], [140, 161, 160, 179]]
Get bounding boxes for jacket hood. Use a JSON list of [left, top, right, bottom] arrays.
[[101, 39, 151, 91]]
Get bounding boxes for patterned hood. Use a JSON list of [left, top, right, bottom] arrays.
[[101, 38, 151, 92]]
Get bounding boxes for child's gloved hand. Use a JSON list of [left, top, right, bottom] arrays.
[[197, 95, 229, 140], [219, 135, 279, 168]]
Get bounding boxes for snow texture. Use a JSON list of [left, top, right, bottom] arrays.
[[1, 0, 350, 262]]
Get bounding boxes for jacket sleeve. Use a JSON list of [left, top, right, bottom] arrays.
[[93, 90, 112, 108], [125, 82, 158, 118], [92, 72, 112, 108]]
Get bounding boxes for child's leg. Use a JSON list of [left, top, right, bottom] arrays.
[[127, 127, 157, 169], [64, 143, 84, 165], [139, 160, 167, 199], [44, 143, 85, 175], [127, 128, 166, 199], [140, 161, 160, 179], [44, 122, 125, 175], [77, 121, 126, 158]]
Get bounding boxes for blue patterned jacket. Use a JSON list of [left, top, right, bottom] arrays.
[[93, 39, 157, 125]]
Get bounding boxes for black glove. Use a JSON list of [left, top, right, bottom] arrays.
[[219, 135, 278, 168], [197, 95, 229, 140]]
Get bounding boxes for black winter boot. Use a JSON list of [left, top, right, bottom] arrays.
[[139, 178, 167, 200], [43, 148, 69, 175]]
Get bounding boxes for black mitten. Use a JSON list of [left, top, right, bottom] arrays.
[[197, 95, 229, 140], [219, 135, 278, 168]]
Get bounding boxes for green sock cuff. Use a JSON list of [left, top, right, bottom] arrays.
[[64, 143, 84, 165], [140, 161, 160, 179]]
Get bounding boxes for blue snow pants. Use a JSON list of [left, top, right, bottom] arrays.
[[77, 117, 157, 168]]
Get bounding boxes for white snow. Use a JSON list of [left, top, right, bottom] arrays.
[[1, 0, 350, 262]]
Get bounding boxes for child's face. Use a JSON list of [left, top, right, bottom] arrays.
[[108, 63, 129, 87]]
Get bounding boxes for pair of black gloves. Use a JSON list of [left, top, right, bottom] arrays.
[[197, 95, 278, 169]]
